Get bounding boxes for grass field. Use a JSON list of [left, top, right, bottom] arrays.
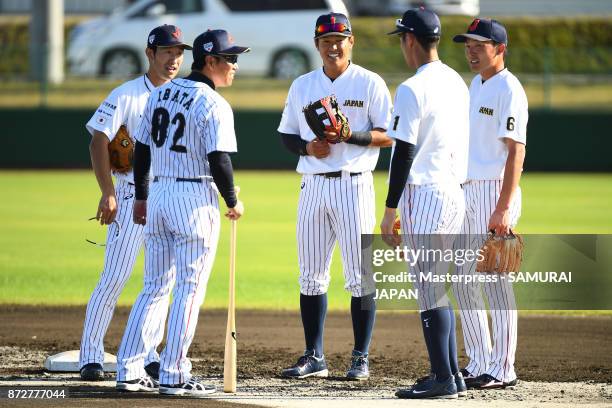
[[0, 171, 611, 310], [1, 77, 611, 111]]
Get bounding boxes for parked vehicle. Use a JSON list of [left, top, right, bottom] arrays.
[[68, 0, 349, 79], [347, 0, 478, 16]]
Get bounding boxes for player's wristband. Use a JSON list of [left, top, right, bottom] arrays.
[[385, 140, 415, 209], [133, 141, 151, 200], [345, 131, 372, 146]]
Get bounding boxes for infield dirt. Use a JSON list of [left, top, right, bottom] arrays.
[[0, 306, 610, 407]]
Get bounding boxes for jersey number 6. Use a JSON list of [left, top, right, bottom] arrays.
[[506, 117, 515, 131], [152, 107, 187, 153]]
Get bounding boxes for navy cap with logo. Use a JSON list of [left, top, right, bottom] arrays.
[[147, 24, 192, 49], [387, 7, 441, 37], [192, 29, 250, 63], [453, 18, 508, 45], [314, 13, 352, 39]]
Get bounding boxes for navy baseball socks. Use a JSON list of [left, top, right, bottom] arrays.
[[396, 306, 459, 399], [300, 293, 327, 358]]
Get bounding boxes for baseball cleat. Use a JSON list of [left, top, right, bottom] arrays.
[[144, 361, 160, 381], [346, 352, 369, 381], [159, 377, 216, 397], [455, 371, 468, 396], [395, 374, 458, 399], [461, 368, 480, 389], [116, 375, 159, 392], [79, 363, 104, 381], [471, 373, 518, 390], [281, 351, 328, 378]]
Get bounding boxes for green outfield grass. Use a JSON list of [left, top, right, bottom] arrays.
[[0, 171, 611, 310]]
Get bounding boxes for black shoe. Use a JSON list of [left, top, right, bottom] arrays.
[[144, 361, 160, 381], [396, 374, 458, 399], [461, 368, 479, 389], [455, 371, 467, 397], [281, 351, 328, 379], [346, 352, 369, 381], [79, 363, 104, 381], [472, 373, 518, 389]]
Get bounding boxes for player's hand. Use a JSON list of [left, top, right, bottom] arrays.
[[488, 208, 510, 236], [97, 193, 118, 225], [380, 207, 402, 247], [226, 199, 244, 221], [133, 199, 147, 225], [306, 139, 331, 159]]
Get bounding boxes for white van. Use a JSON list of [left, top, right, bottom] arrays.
[[68, 0, 349, 79]]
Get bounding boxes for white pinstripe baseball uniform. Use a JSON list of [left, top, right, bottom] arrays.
[[452, 68, 528, 383], [388, 60, 469, 311], [278, 63, 392, 297], [116, 75, 236, 385], [80, 74, 167, 370]]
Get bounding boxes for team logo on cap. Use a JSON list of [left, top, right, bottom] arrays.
[[433, 27, 439, 34], [203, 42, 213, 52], [469, 19, 480, 31], [148, 34, 155, 44], [171, 27, 182, 39]]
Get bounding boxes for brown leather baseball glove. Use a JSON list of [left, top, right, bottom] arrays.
[[107, 125, 134, 173], [476, 230, 524, 273], [303, 95, 351, 144]]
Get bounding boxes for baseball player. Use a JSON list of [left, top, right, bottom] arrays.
[[451, 18, 527, 390], [115, 29, 247, 397], [79, 24, 190, 381], [278, 12, 392, 381], [380, 8, 470, 399]]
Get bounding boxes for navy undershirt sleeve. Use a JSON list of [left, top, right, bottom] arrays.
[[133, 141, 151, 200], [280, 132, 309, 156], [385, 140, 416, 209], [208, 151, 237, 208]]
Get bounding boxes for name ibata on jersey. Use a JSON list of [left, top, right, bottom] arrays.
[[157, 88, 194, 111]]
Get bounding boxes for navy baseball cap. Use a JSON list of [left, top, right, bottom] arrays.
[[192, 29, 250, 62], [453, 18, 508, 45], [314, 13, 352, 39], [147, 24, 192, 49], [388, 7, 441, 37]]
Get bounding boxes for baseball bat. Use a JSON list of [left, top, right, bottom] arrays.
[[223, 198, 238, 393]]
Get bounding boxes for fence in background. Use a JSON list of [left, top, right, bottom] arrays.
[[0, 108, 610, 171]]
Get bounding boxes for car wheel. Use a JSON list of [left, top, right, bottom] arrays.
[[271, 49, 309, 79], [101, 49, 141, 78]]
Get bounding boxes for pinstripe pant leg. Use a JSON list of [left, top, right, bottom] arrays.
[[452, 183, 492, 376], [484, 185, 521, 382], [328, 173, 376, 297], [159, 187, 220, 385], [116, 185, 175, 381], [297, 175, 335, 296], [79, 184, 144, 368], [404, 185, 461, 311]]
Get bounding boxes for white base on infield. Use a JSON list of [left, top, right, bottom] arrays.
[[44, 350, 117, 372]]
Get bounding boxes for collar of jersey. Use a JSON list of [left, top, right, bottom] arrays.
[[184, 71, 216, 89], [416, 59, 441, 74], [320, 60, 354, 83], [480, 67, 508, 85], [143, 73, 154, 91]]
